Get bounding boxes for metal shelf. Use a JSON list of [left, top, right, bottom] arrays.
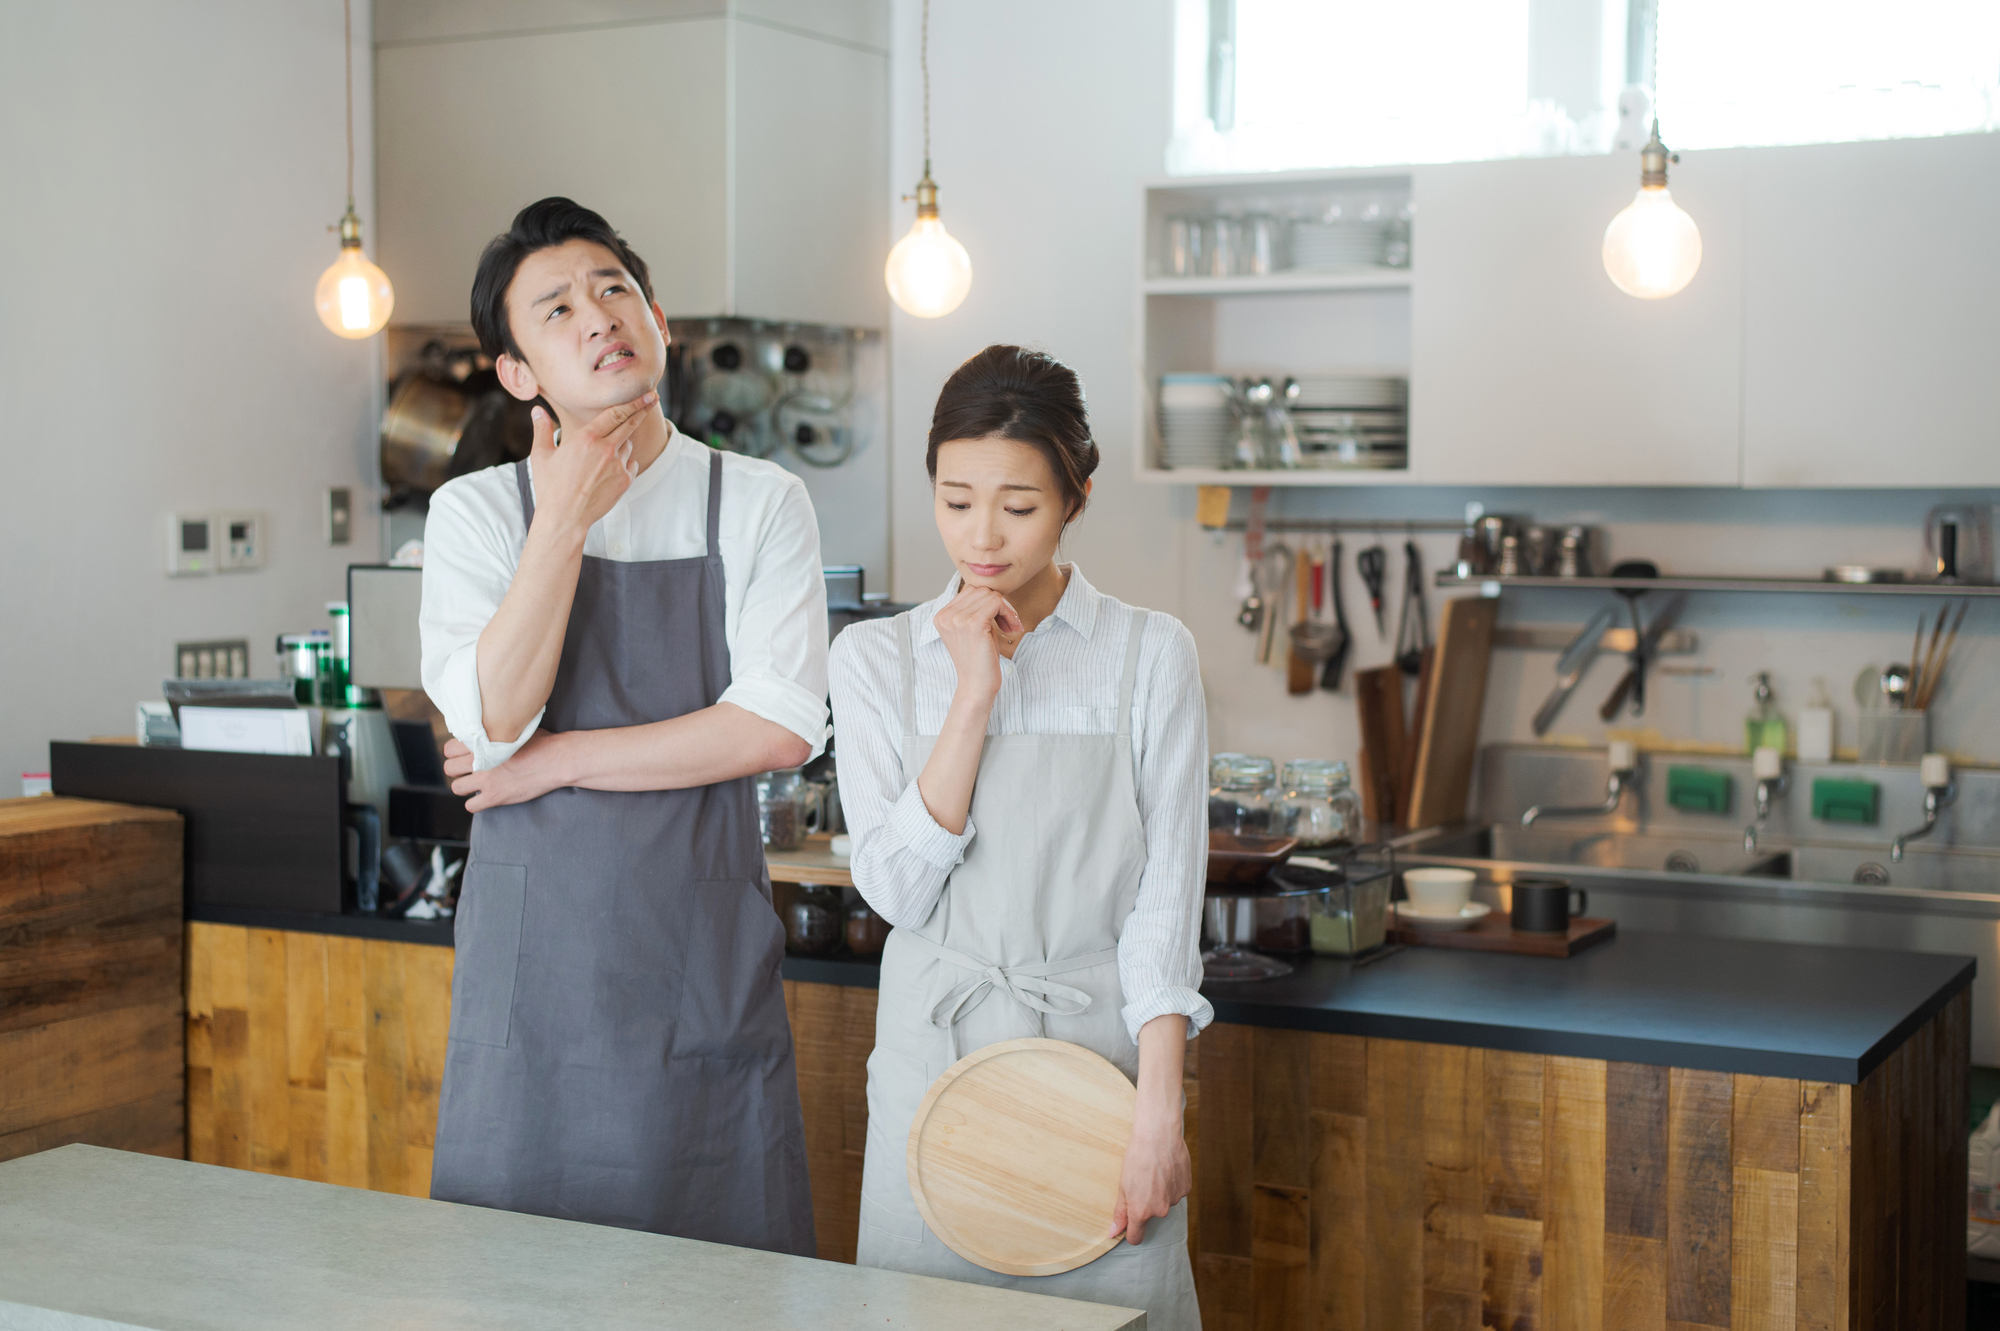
[[1138, 466, 1412, 487], [1435, 573, 2000, 598], [1142, 269, 1413, 296]]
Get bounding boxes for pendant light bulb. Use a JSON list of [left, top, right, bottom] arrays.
[[317, 0, 393, 339], [1602, 120, 1702, 299], [317, 208, 394, 338], [886, 174, 972, 318]]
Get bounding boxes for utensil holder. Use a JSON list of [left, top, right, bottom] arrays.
[[1858, 709, 1928, 764]]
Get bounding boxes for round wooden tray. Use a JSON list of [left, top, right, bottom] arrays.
[[905, 1037, 1136, 1276]]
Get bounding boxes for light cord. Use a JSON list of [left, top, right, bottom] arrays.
[[343, 0, 355, 210], [921, 0, 931, 177], [1650, 0, 1661, 134]]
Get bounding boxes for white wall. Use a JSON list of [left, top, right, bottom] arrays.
[[885, 0, 1182, 610], [886, 0, 2000, 774], [0, 1, 383, 783]]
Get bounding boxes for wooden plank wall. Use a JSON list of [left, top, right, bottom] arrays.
[[185, 922, 451, 1196], [1189, 993, 1967, 1330], [0, 798, 185, 1162], [784, 979, 877, 1263]]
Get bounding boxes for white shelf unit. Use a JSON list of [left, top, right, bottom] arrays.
[[1141, 269, 1413, 296], [1136, 168, 1415, 487]]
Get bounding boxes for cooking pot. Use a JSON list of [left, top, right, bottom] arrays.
[[381, 375, 472, 499]]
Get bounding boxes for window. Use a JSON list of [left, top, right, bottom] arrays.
[[1171, 0, 2000, 175]]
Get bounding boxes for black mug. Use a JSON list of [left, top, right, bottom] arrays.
[[1511, 877, 1587, 935]]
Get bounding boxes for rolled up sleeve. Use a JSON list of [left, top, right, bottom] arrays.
[[828, 627, 973, 930], [1118, 616, 1215, 1043], [418, 480, 540, 772], [718, 476, 830, 756]]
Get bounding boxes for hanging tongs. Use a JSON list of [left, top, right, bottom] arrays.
[[1393, 540, 1430, 675]]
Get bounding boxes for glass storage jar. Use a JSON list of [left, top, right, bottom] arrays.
[[785, 883, 843, 955], [845, 900, 892, 956], [1278, 759, 1362, 848], [1307, 866, 1390, 956], [1208, 753, 1279, 834], [755, 767, 809, 850]]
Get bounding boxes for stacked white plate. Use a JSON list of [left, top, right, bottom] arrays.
[[1158, 374, 1234, 470], [1291, 221, 1388, 270], [1290, 373, 1407, 410]]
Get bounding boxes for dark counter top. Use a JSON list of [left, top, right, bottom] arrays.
[[192, 907, 1968, 1082], [1206, 931, 1973, 1083], [188, 902, 881, 987]]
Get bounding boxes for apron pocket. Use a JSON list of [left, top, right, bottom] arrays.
[[451, 862, 526, 1048]]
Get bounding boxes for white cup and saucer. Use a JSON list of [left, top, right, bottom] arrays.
[[1394, 868, 1489, 932]]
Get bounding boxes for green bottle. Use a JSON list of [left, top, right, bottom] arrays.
[[1745, 672, 1788, 755]]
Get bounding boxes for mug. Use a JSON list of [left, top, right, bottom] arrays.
[[1511, 877, 1587, 935]]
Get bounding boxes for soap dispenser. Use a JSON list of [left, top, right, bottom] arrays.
[[1798, 678, 1835, 764], [1745, 672, 1787, 756]]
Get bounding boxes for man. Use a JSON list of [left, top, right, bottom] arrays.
[[419, 198, 824, 1255]]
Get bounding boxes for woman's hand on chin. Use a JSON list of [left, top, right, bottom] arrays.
[[1108, 1109, 1191, 1245], [932, 583, 1021, 705]]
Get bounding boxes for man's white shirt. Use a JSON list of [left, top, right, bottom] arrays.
[[420, 423, 829, 770]]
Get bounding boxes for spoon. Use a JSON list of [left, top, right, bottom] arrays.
[[1881, 662, 1911, 710]]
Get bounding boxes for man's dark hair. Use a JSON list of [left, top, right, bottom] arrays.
[[469, 198, 655, 362]]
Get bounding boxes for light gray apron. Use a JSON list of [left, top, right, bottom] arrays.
[[430, 453, 814, 1256], [854, 605, 1200, 1331]]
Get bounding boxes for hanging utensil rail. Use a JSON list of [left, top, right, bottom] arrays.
[[1205, 518, 1464, 534]]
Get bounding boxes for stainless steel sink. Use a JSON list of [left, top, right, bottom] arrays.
[[1398, 820, 2000, 1060], [1416, 824, 1786, 879], [1775, 842, 2000, 893]]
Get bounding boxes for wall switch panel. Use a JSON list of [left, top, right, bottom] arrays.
[[326, 488, 352, 546], [167, 513, 214, 576], [217, 510, 266, 571]]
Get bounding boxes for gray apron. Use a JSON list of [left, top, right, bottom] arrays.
[[854, 604, 1201, 1331], [430, 453, 814, 1256]]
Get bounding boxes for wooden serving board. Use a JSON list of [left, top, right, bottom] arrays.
[[1387, 912, 1617, 958], [906, 1037, 1135, 1277]]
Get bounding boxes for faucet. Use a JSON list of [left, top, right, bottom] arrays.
[[1524, 741, 1638, 828], [1891, 753, 1956, 862], [1744, 746, 1789, 854]]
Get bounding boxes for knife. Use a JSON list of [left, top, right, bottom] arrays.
[[1531, 604, 1620, 736], [1598, 592, 1689, 721]]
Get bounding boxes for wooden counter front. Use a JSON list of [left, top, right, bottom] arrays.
[[1184, 1001, 1966, 1330], [0, 797, 184, 1164], [183, 920, 1965, 1324], [183, 921, 880, 1264]]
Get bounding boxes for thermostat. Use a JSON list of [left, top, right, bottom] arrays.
[[217, 510, 266, 571], [167, 513, 214, 576]]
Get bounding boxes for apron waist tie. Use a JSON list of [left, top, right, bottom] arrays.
[[898, 933, 1122, 1064]]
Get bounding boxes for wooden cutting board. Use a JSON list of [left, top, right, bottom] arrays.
[[1353, 666, 1406, 827], [906, 1038, 1135, 1276], [1388, 911, 1616, 957], [1406, 597, 1500, 830]]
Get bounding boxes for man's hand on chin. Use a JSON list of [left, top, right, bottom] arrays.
[[445, 732, 569, 812]]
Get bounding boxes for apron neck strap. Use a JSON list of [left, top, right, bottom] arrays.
[[520, 442, 715, 546], [1116, 607, 1147, 737], [895, 613, 918, 740], [704, 450, 723, 560]]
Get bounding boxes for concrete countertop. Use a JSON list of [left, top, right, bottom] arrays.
[[0, 1145, 1142, 1331]]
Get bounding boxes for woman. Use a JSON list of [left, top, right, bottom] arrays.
[[829, 345, 1209, 1329]]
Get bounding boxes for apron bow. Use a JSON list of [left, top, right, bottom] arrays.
[[899, 933, 1122, 1063]]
